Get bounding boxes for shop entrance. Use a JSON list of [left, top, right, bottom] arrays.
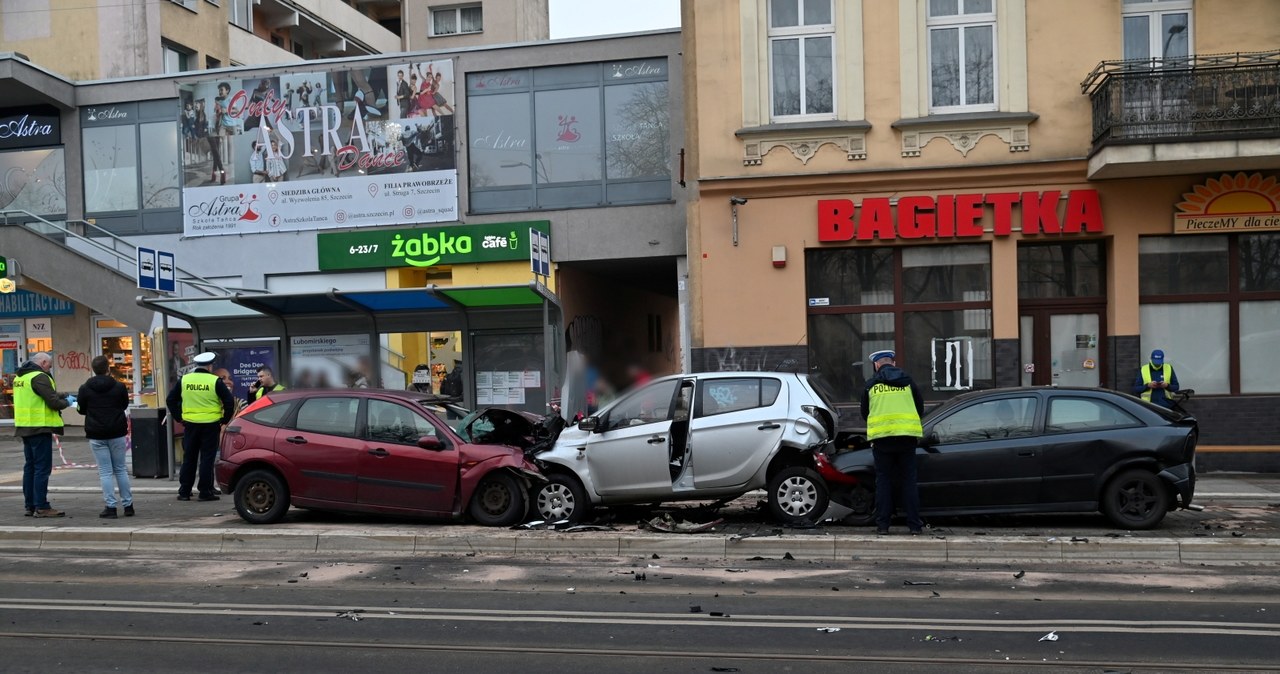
[[1019, 308, 1106, 387]]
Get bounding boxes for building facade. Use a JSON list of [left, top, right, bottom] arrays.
[[0, 0, 547, 80], [683, 0, 1280, 469], [0, 28, 683, 423]]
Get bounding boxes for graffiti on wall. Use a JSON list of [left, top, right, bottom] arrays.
[[56, 350, 92, 375]]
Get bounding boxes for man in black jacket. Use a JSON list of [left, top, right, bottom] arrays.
[[78, 356, 133, 518], [860, 350, 927, 535], [14, 352, 71, 517]]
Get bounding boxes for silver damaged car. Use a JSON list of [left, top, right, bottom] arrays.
[[530, 372, 840, 525]]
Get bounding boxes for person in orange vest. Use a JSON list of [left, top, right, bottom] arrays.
[[1132, 349, 1180, 409]]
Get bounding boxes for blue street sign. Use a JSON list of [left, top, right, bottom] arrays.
[[157, 251, 176, 293], [137, 247, 157, 290], [529, 228, 550, 277]]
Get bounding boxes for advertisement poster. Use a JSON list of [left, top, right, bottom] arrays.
[[289, 335, 373, 389], [179, 60, 457, 237], [206, 345, 277, 401]]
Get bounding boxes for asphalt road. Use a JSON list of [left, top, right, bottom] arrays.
[[1, 550, 1278, 673]]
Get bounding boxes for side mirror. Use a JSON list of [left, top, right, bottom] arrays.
[[577, 416, 600, 432], [417, 436, 444, 451], [920, 432, 941, 450]]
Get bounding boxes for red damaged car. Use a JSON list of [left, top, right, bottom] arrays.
[[215, 389, 545, 526]]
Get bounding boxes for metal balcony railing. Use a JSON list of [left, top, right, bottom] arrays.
[[1082, 50, 1280, 149]]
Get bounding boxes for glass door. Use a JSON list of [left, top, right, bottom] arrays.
[[1020, 309, 1105, 388], [0, 321, 24, 424]]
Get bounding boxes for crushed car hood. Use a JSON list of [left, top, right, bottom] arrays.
[[460, 408, 565, 454]]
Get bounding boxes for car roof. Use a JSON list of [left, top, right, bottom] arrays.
[[941, 386, 1135, 406], [262, 388, 451, 403]]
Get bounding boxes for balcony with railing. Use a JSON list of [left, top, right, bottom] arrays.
[[1081, 50, 1280, 179]]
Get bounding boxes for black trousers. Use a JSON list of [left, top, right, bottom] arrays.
[[178, 422, 221, 497]]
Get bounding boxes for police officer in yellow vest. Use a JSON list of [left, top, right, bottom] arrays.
[[14, 352, 73, 518], [1132, 348, 1181, 409], [859, 350, 926, 536], [166, 351, 235, 501]]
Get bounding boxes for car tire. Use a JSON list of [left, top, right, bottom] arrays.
[[532, 472, 591, 524], [1102, 469, 1168, 530], [840, 481, 877, 527], [468, 471, 527, 527], [767, 466, 829, 526], [234, 469, 290, 525]]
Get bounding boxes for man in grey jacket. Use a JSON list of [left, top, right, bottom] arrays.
[[14, 352, 72, 517]]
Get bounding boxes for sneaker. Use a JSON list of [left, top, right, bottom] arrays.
[[177, 494, 192, 501], [124, 505, 135, 517], [24, 508, 34, 517], [33, 508, 65, 518], [197, 493, 221, 502], [99, 507, 118, 519]]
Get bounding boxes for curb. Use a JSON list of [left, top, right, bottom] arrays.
[[1, 528, 1276, 565]]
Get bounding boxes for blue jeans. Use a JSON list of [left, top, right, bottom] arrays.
[[90, 436, 133, 508], [178, 422, 221, 498], [22, 433, 54, 511], [873, 441, 924, 532]]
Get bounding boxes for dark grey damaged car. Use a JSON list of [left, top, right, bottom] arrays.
[[824, 387, 1198, 529]]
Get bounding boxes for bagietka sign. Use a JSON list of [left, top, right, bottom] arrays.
[[818, 190, 1103, 242]]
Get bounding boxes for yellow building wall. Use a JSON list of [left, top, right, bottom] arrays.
[[0, 0, 105, 80]]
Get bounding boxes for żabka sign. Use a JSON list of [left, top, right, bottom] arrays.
[[817, 190, 1104, 242]]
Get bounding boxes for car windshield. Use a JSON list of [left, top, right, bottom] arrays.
[[412, 397, 472, 435]]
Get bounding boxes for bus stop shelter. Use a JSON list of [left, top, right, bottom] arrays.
[[139, 282, 564, 415]]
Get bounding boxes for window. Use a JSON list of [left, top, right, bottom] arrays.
[[294, 397, 360, 436], [927, 0, 996, 112], [245, 400, 297, 427], [83, 126, 139, 213], [467, 59, 671, 213], [933, 396, 1036, 443], [1139, 233, 1280, 394], [139, 122, 180, 209], [806, 244, 993, 402], [162, 44, 192, 74], [0, 149, 66, 217], [604, 380, 678, 431], [1122, 0, 1191, 63], [1018, 242, 1106, 299], [767, 0, 835, 120], [230, 0, 252, 30], [698, 378, 782, 417], [367, 399, 439, 445], [432, 5, 482, 36], [205, 56, 221, 70], [1047, 397, 1140, 433]]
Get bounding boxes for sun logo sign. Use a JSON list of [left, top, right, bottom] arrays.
[[1174, 173, 1280, 234]]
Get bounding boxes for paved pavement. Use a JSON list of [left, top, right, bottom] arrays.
[[3, 432, 1280, 564]]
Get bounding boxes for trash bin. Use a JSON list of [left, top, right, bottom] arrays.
[[131, 407, 169, 478]]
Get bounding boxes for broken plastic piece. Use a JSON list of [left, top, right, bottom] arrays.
[[816, 627, 842, 633], [1039, 631, 1059, 642], [904, 580, 936, 586], [1014, 570, 1026, 579]]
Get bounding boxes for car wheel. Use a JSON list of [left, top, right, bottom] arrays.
[[841, 481, 876, 527], [468, 472, 527, 527], [1102, 469, 1168, 530], [767, 466, 829, 526], [533, 472, 591, 524], [234, 469, 290, 525]]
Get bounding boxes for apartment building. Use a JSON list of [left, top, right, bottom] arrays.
[[683, 0, 1280, 464], [0, 0, 547, 80]]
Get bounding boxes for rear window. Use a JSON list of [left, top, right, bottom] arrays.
[[294, 397, 360, 437], [698, 377, 782, 417], [1047, 397, 1141, 433], [244, 400, 296, 427]]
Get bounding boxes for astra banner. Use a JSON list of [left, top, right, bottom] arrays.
[[179, 60, 458, 237]]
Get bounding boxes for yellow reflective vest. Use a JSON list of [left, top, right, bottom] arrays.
[[1139, 364, 1173, 403], [866, 382, 924, 441], [180, 371, 224, 423], [14, 371, 62, 428], [250, 383, 285, 401]]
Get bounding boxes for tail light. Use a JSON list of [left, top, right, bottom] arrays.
[[815, 452, 858, 485]]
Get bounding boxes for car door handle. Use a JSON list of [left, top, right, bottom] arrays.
[[757, 423, 781, 430], [1018, 450, 1035, 457], [285, 436, 307, 445], [368, 448, 390, 457], [647, 436, 665, 444]]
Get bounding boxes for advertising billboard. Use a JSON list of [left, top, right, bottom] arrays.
[[179, 60, 458, 237]]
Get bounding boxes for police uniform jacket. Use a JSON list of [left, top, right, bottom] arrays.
[[166, 367, 235, 425]]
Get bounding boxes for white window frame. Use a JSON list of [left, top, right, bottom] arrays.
[[766, 0, 837, 122], [1121, 0, 1194, 64], [431, 4, 483, 36], [926, 0, 998, 114], [229, 0, 252, 31], [162, 43, 193, 74]]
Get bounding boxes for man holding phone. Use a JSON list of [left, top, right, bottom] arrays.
[[1133, 348, 1181, 409], [250, 366, 286, 400]]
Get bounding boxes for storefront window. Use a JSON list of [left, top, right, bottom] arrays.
[[140, 122, 180, 209], [0, 148, 66, 216], [534, 87, 602, 184], [605, 82, 670, 180], [1138, 236, 1228, 295], [806, 244, 992, 402], [1017, 242, 1105, 298], [83, 125, 139, 212], [903, 245, 991, 303], [1139, 233, 1280, 394], [1139, 302, 1229, 394], [468, 93, 533, 189]]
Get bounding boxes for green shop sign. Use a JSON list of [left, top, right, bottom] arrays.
[[317, 221, 550, 271]]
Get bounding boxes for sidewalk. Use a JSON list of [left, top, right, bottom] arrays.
[[3, 435, 1279, 565]]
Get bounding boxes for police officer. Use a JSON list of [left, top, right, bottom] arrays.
[[860, 350, 926, 535], [1132, 348, 1181, 409], [166, 352, 234, 501], [14, 352, 73, 517], [249, 366, 285, 401]]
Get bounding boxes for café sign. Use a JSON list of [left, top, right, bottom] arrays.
[[317, 221, 551, 270], [818, 190, 1103, 242], [1173, 173, 1280, 234]]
